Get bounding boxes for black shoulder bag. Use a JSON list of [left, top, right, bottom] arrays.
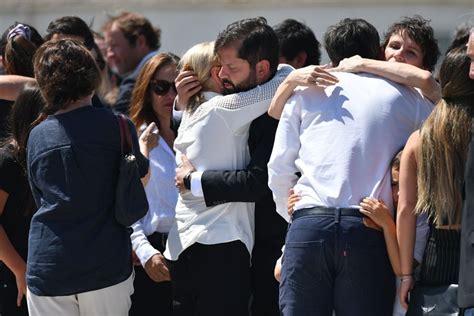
[[115, 114, 149, 226]]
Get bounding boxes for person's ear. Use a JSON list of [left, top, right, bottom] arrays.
[[135, 34, 147, 50], [211, 65, 224, 90], [255, 60, 270, 82], [292, 51, 308, 69]]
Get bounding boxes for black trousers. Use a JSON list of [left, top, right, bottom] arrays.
[[129, 232, 173, 316], [0, 264, 28, 316], [167, 241, 251, 316], [250, 235, 286, 316]]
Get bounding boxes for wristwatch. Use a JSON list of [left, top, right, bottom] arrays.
[[183, 171, 193, 190]]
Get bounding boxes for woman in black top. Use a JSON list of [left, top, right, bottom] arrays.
[[0, 83, 44, 316]]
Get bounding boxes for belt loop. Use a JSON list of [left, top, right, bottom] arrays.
[[335, 208, 341, 224]]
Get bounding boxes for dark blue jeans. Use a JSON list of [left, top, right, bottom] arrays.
[[279, 210, 395, 316]]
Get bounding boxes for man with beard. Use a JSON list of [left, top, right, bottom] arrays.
[[167, 17, 291, 316]]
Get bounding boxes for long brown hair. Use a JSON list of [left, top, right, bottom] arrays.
[[8, 83, 45, 168], [129, 52, 179, 129], [5, 83, 46, 217], [416, 46, 474, 226]]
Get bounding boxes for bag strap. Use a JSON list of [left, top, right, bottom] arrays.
[[116, 114, 133, 155]]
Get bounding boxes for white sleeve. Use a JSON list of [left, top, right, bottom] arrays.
[[213, 65, 293, 132], [190, 171, 204, 197], [268, 96, 302, 222], [131, 220, 159, 267]]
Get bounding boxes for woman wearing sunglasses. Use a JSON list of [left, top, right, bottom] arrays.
[[128, 52, 180, 316]]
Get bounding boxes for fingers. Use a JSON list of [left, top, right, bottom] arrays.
[[181, 154, 190, 164], [175, 70, 196, 82], [180, 154, 195, 171], [175, 71, 202, 107], [400, 287, 410, 310], [143, 122, 157, 134], [145, 255, 171, 282], [153, 264, 170, 282], [359, 208, 371, 217], [308, 68, 338, 88], [359, 202, 372, 211], [17, 290, 23, 307], [176, 74, 202, 95], [362, 217, 382, 231], [287, 188, 301, 216], [177, 76, 201, 91], [140, 122, 159, 141]]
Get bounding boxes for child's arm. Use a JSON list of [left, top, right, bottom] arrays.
[[0, 75, 36, 101], [287, 188, 301, 217], [268, 65, 338, 119], [360, 198, 401, 276], [331, 56, 440, 103], [396, 133, 419, 309], [274, 255, 282, 282]]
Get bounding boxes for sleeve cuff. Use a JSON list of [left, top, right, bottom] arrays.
[[190, 171, 204, 197], [136, 242, 160, 268]]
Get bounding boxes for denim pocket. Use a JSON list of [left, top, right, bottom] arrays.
[[282, 240, 325, 290]]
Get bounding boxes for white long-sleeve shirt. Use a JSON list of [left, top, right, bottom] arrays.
[[131, 137, 178, 267], [268, 72, 433, 222], [164, 65, 292, 261]]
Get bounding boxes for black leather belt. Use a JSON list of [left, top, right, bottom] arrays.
[[292, 206, 363, 223]]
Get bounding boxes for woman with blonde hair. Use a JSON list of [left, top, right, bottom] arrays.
[[397, 46, 474, 311], [178, 41, 220, 112], [128, 52, 179, 316]]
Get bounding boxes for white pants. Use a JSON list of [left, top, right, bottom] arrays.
[[27, 272, 134, 316]]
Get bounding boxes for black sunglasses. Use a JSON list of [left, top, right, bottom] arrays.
[[150, 80, 176, 96]]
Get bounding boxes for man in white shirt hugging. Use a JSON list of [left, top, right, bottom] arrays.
[[268, 18, 433, 316]]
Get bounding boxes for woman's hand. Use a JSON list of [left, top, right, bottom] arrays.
[[175, 70, 202, 110], [330, 55, 364, 73], [268, 65, 338, 119], [399, 275, 414, 310], [288, 65, 339, 88], [14, 265, 26, 306], [139, 122, 159, 158], [287, 188, 301, 217], [175, 155, 196, 193], [359, 197, 394, 231]]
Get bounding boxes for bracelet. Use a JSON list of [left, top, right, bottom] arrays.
[[399, 275, 414, 282], [400, 273, 413, 277]]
